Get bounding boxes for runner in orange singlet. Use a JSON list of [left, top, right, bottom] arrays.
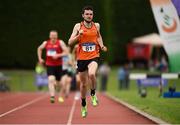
[[68, 6, 107, 118]]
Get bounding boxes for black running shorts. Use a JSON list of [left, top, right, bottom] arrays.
[[62, 69, 73, 77], [47, 65, 62, 81], [77, 57, 99, 72]]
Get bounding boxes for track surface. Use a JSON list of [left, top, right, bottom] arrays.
[[0, 92, 156, 124]]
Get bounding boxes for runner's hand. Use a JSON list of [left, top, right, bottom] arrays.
[[52, 54, 59, 59], [101, 46, 107, 52], [39, 58, 45, 64], [79, 30, 84, 35]]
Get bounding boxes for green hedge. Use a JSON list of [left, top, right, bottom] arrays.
[[0, 0, 157, 68]]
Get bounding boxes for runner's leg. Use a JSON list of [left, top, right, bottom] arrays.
[[88, 61, 98, 94], [79, 71, 88, 100], [48, 75, 56, 97]]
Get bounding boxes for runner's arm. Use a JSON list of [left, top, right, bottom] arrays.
[[58, 40, 68, 57], [68, 54, 74, 67], [68, 23, 81, 46], [95, 23, 107, 52], [37, 41, 47, 63], [72, 44, 78, 60]]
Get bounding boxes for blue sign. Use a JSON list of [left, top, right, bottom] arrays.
[[137, 78, 168, 86]]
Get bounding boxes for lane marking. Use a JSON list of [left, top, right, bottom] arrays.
[[67, 92, 80, 125], [0, 94, 48, 118]]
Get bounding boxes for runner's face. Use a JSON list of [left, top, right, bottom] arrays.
[[82, 10, 93, 23], [49, 32, 58, 41]]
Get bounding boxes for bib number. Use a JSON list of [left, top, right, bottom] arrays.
[[82, 43, 96, 52], [47, 49, 56, 56]]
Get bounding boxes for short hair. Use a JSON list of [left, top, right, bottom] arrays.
[[82, 5, 93, 14], [50, 30, 58, 33]]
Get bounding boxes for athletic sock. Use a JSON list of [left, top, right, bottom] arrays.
[[50, 96, 55, 103], [81, 98, 86, 107], [91, 89, 95, 96]]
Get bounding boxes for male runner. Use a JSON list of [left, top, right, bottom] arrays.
[[68, 6, 107, 117], [37, 30, 67, 103]]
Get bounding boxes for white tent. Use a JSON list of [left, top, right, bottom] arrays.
[[133, 33, 164, 46]]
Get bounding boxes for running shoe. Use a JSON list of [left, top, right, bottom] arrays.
[[58, 96, 64, 103], [81, 106, 87, 118], [91, 95, 98, 106]]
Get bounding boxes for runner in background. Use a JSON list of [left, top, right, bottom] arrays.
[[72, 44, 81, 90], [37, 30, 67, 103], [58, 46, 75, 102]]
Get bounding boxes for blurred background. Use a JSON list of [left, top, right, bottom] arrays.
[[0, 0, 159, 68], [0, 0, 161, 91]]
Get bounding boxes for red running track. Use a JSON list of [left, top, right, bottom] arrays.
[[0, 92, 156, 124]]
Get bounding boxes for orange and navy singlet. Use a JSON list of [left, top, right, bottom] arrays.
[[77, 22, 100, 60], [45, 39, 63, 66]]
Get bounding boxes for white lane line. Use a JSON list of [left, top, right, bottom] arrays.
[[0, 94, 48, 118], [67, 92, 80, 125]]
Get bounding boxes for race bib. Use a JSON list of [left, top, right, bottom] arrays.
[[47, 49, 56, 56], [82, 43, 96, 52]]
